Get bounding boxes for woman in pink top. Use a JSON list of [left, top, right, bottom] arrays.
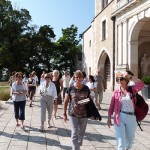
[[107, 71, 144, 150]]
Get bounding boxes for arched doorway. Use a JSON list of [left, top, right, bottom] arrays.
[[97, 51, 111, 89], [129, 18, 150, 78]]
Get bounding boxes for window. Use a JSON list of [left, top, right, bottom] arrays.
[[102, 20, 106, 40], [102, 0, 108, 9]]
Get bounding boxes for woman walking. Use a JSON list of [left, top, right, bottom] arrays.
[[63, 70, 90, 150], [107, 71, 144, 150], [86, 75, 97, 101], [27, 74, 36, 107], [52, 70, 63, 119], [11, 72, 27, 130], [39, 73, 57, 131]]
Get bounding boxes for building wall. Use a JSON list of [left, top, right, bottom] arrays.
[[83, 0, 116, 90], [114, 0, 150, 78]]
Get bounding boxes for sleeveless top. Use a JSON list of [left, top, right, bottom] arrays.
[[53, 79, 60, 95]]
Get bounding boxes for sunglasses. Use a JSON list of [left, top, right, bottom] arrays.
[[119, 77, 125, 81]]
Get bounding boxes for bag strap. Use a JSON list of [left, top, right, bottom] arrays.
[[128, 86, 143, 131]]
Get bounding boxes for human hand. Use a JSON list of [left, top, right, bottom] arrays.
[[123, 72, 132, 80], [107, 118, 112, 128], [63, 113, 67, 122]]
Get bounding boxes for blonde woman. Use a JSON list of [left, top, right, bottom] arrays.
[[52, 70, 63, 118], [39, 73, 57, 131]]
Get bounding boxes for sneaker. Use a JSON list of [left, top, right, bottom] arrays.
[[38, 126, 44, 132], [29, 104, 32, 107]]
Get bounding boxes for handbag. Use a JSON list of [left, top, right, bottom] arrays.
[[128, 86, 149, 131]]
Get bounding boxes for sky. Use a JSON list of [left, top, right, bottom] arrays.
[[10, 0, 95, 40]]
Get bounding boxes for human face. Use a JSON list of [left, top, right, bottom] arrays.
[[74, 76, 83, 83], [45, 77, 51, 82], [118, 77, 127, 87], [17, 75, 22, 81]]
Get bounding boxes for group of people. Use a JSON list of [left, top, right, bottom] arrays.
[[8, 69, 145, 150]]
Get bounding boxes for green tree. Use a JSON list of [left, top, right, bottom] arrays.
[[56, 25, 81, 74]]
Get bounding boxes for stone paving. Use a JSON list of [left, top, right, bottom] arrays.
[[0, 90, 150, 150]]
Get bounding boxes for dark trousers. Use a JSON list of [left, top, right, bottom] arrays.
[[13, 101, 26, 120], [63, 87, 68, 99]]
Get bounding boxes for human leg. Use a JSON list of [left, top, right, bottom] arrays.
[[19, 101, 26, 128], [78, 117, 87, 146], [46, 96, 53, 127], [63, 88, 67, 100], [40, 98, 46, 130], [114, 113, 126, 150], [125, 115, 137, 149], [69, 116, 80, 150], [13, 101, 19, 125]]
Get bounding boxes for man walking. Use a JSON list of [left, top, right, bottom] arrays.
[[62, 71, 70, 101], [94, 69, 106, 110]]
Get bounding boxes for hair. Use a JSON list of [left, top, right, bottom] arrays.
[[82, 71, 86, 78], [89, 75, 95, 82], [44, 73, 51, 78], [73, 70, 83, 79], [16, 72, 22, 78], [126, 70, 134, 76], [53, 70, 59, 76]]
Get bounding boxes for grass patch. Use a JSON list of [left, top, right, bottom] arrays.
[[0, 82, 9, 86], [0, 86, 10, 101]]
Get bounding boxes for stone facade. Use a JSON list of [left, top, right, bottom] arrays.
[[82, 0, 150, 90], [82, 0, 115, 90], [114, 0, 150, 78]]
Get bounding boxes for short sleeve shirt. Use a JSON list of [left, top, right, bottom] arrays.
[[67, 85, 90, 118]]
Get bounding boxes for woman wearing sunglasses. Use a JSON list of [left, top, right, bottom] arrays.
[[39, 73, 57, 131], [107, 71, 144, 150], [11, 72, 27, 130]]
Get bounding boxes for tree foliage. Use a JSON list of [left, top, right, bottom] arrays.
[[0, 0, 82, 80]]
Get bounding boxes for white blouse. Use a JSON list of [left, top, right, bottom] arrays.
[[121, 94, 134, 112], [39, 81, 57, 100]]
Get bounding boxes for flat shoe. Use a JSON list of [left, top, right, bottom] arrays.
[[38, 126, 44, 132], [21, 126, 25, 130]]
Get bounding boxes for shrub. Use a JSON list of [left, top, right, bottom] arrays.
[[142, 76, 150, 85], [0, 87, 10, 101]]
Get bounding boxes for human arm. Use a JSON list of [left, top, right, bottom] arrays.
[[63, 93, 70, 122], [107, 91, 116, 128], [58, 79, 63, 96]]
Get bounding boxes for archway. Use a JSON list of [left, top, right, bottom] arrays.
[[97, 50, 111, 89], [129, 18, 150, 78]]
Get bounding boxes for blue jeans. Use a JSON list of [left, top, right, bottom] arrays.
[[114, 112, 137, 150], [13, 101, 26, 120], [69, 116, 87, 150]]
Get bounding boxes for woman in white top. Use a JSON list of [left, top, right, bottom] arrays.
[[86, 75, 97, 100], [11, 72, 27, 130], [39, 73, 57, 131]]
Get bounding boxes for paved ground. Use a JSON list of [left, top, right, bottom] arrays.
[[0, 90, 150, 150]]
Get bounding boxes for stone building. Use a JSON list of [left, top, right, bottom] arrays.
[[82, 0, 150, 90]]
